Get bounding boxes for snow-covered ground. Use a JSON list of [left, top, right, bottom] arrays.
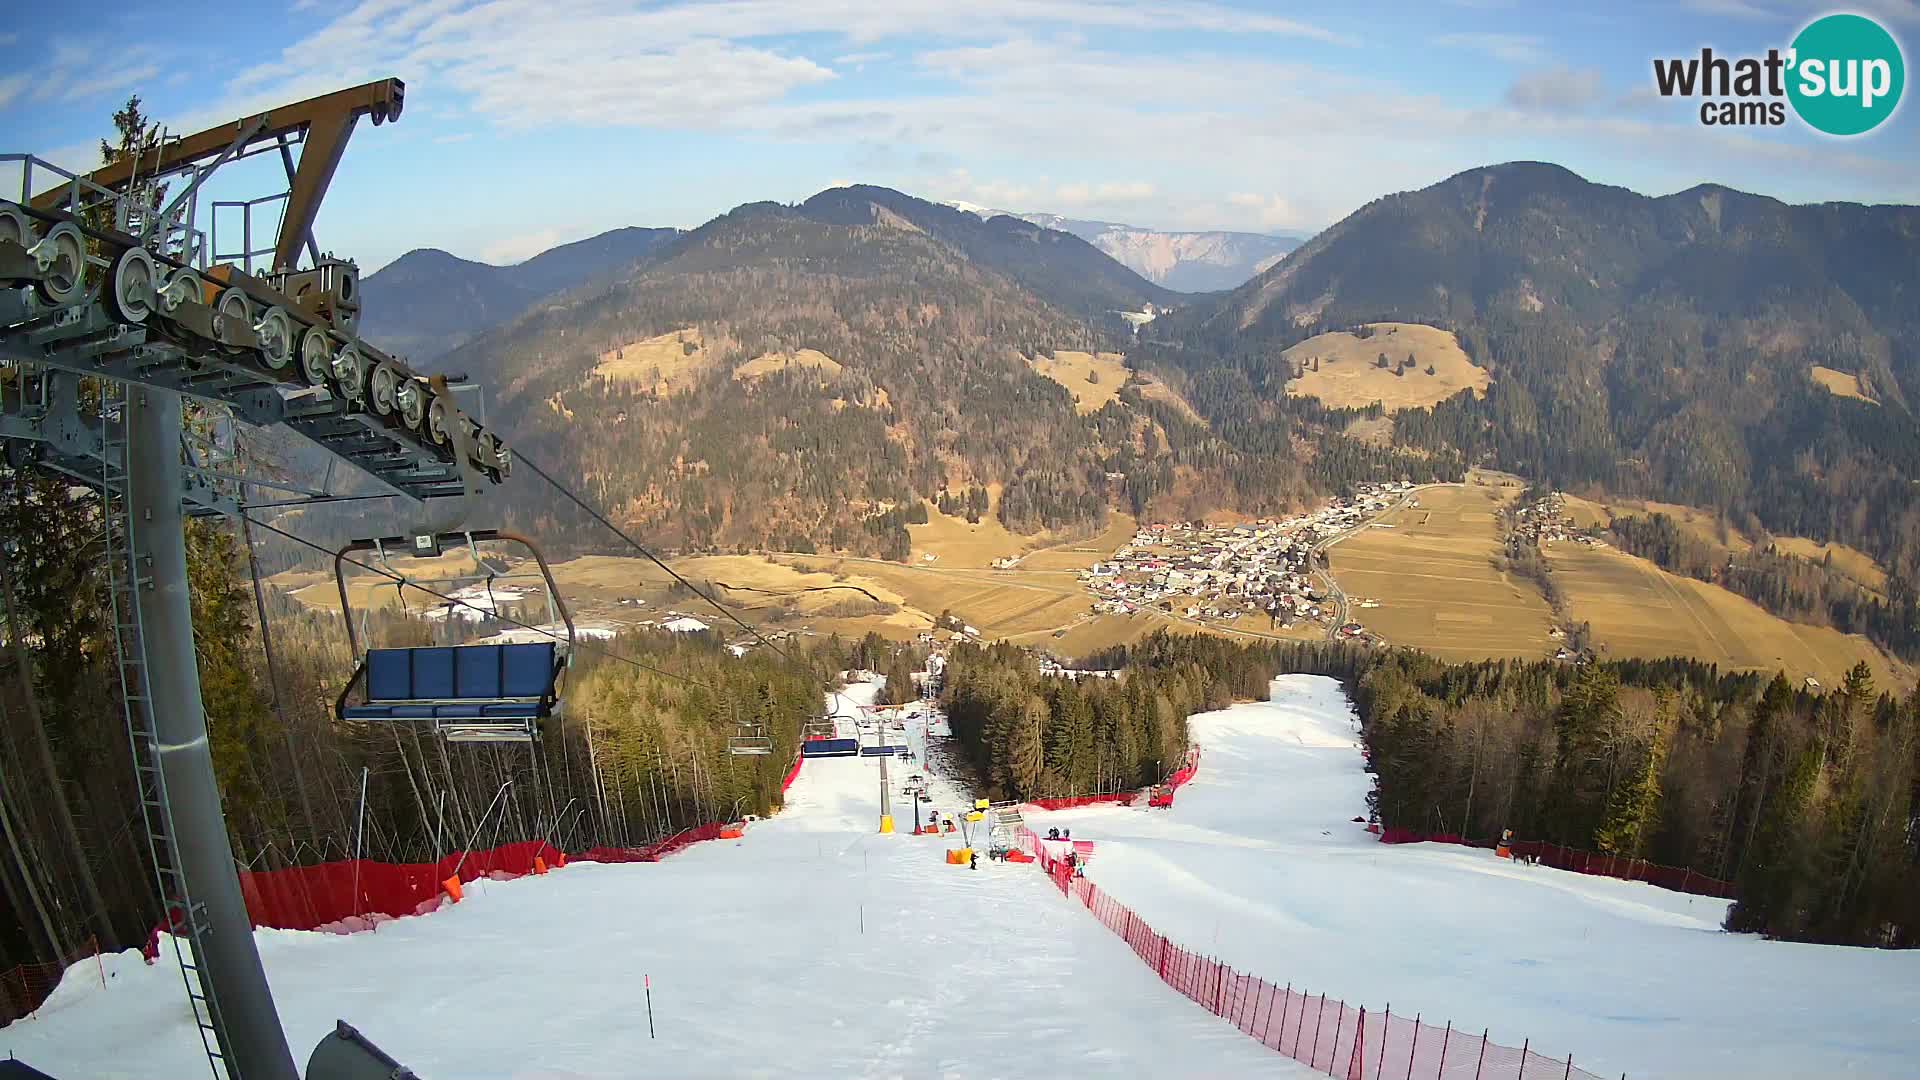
[[1028, 675, 1920, 1080], [5, 679, 1310, 1078]]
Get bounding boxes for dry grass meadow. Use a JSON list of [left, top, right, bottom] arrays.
[[1544, 542, 1906, 690], [732, 348, 843, 382], [1029, 350, 1131, 413], [1766, 537, 1889, 594], [592, 327, 709, 393], [1809, 364, 1876, 404], [1328, 483, 1556, 661], [1282, 322, 1489, 412]]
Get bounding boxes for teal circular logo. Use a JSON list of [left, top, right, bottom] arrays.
[[1787, 14, 1905, 135]]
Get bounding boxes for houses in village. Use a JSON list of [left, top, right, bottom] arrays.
[[1078, 482, 1413, 634]]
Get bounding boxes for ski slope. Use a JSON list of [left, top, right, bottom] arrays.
[[5, 679, 1310, 1078], [1029, 675, 1920, 1080]]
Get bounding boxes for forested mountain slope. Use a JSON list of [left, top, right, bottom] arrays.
[[359, 226, 681, 362], [436, 185, 1470, 559], [801, 186, 1183, 318], [1153, 162, 1920, 652]]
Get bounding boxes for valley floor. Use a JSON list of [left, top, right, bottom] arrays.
[[1028, 675, 1920, 1080]]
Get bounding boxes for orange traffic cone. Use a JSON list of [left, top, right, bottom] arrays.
[[534, 857, 549, 875], [442, 876, 464, 903]]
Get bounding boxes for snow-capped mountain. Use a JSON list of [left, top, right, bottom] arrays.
[[941, 203, 1303, 292]]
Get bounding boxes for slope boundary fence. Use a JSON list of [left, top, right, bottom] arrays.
[[1016, 831, 1617, 1080], [1378, 829, 1734, 899], [0, 936, 105, 1027]]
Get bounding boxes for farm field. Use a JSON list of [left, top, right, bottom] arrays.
[[1543, 542, 1906, 690], [1015, 512, 1137, 572], [1328, 484, 1556, 661], [1281, 322, 1488, 412], [788, 557, 1094, 640]]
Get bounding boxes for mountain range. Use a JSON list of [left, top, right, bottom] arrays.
[[945, 201, 1302, 291], [359, 226, 682, 362], [352, 168, 1919, 638]]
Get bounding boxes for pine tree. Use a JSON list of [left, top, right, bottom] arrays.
[[1595, 695, 1672, 857]]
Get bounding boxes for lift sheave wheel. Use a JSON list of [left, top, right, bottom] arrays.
[[0, 205, 34, 248], [298, 326, 332, 385], [32, 222, 87, 306], [254, 306, 295, 370], [159, 267, 203, 315], [108, 247, 157, 324]]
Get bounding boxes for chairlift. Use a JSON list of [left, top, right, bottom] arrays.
[[333, 530, 575, 743], [728, 720, 774, 756], [804, 714, 837, 740]]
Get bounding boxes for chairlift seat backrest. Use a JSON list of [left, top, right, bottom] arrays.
[[342, 642, 559, 724]]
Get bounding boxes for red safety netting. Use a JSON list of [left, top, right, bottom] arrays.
[[218, 822, 737, 942], [1014, 825, 1610, 1080], [780, 752, 805, 794], [236, 839, 566, 933], [1377, 830, 1735, 899], [1024, 792, 1136, 811], [1148, 745, 1202, 808], [577, 822, 730, 865]]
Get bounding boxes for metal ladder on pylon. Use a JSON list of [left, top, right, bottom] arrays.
[[98, 384, 233, 1080]]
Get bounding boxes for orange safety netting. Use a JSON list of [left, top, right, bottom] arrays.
[[0, 936, 105, 1026]]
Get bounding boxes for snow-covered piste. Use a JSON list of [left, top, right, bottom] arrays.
[[5, 678, 1311, 1079], [1029, 674, 1920, 1080]]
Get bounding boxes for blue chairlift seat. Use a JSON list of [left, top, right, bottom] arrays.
[[340, 642, 560, 741]]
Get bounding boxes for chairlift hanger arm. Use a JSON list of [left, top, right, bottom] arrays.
[[333, 529, 577, 657], [30, 77, 405, 271]]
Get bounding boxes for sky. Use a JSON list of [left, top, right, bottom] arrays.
[[1, 0, 1916, 273]]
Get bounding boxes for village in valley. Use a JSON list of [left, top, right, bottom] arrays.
[[1072, 481, 1421, 644]]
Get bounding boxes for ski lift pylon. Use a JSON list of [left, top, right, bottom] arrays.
[[333, 529, 575, 743]]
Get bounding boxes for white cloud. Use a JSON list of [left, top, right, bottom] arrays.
[[1435, 32, 1547, 64], [1504, 66, 1606, 112], [51, 0, 1904, 268], [1682, 0, 1919, 21], [482, 227, 561, 264], [0, 74, 27, 112], [62, 62, 162, 104], [206, 0, 1345, 137], [1053, 180, 1156, 206], [432, 132, 473, 143], [1227, 192, 1305, 230]]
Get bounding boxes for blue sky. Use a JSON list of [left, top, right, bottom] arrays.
[[2, 0, 1916, 272]]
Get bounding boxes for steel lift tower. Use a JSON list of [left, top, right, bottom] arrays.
[[2, 78, 510, 1079]]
